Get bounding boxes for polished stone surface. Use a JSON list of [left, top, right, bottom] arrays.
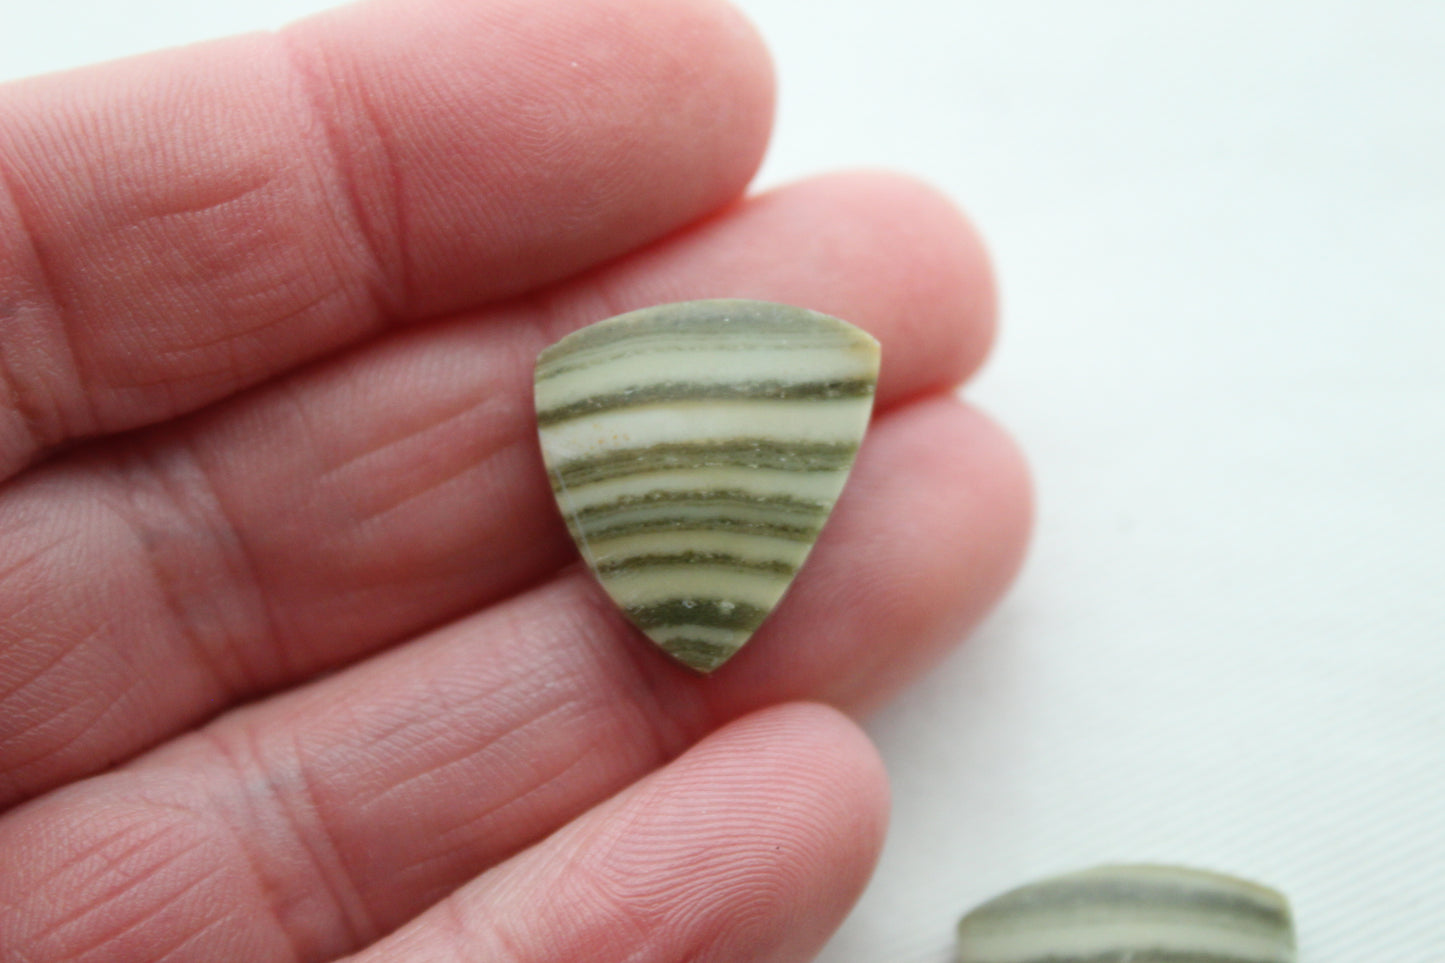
[[955, 864, 1296, 963], [535, 300, 880, 672]]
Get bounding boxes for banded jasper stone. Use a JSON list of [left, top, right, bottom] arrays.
[[534, 299, 880, 673], [955, 864, 1297, 963]]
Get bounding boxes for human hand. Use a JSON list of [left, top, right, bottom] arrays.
[[0, 0, 1030, 959]]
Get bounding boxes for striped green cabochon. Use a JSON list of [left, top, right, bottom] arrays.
[[534, 300, 881, 673], [955, 865, 1297, 963]]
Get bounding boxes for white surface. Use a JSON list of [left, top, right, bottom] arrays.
[[4, 2, 1443, 962]]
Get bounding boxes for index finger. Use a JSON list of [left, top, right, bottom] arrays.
[[0, 0, 772, 478]]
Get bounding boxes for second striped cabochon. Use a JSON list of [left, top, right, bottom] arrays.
[[534, 300, 882, 673]]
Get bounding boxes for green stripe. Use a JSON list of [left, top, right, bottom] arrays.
[[657, 636, 741, 673], [536, 299, 866, 369], [970, 881, 1291, 930], [626, 598, 770, 631], [536, 378, 874, 427], [580, 515, 823, 543], [571, 489, 826, 528], [551, 440, 859, 488], [537, 332, 856, 382], [963, 953, 1284, 963], [596, 551, 797, 578]]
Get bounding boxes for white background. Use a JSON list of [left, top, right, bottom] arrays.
[[4, 2, 1443, 961]]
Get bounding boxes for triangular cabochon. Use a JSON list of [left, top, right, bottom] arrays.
[[534, 300, 881, 673]]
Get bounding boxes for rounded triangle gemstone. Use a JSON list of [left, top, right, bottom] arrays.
[[534, 299, 881, 672]]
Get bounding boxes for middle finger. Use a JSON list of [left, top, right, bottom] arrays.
[[0, 171, 995, 807]]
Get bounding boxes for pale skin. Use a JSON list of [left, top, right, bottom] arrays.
[[0, 0, 1031, 960]]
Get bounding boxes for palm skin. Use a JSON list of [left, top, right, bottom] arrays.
[[0, 0, 1030, 960]]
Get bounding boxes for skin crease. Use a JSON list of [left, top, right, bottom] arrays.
[[0, 1, 1032, 962]]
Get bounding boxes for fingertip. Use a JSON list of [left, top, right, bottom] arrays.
[[709, 393, 1032, 710], [676, 702, 891, 961], [760, 170, 999, 396], [283, 0, 778, 312], [595, 701, 891, 882], [575, 702, 892, 963], [696, 701, 892, 854], [845, 395, 1033, 705], [872, 170, 998, 392], [864, 392, 1032, 618], [683, 0, 779, 149], [885, 393, 1033, 569]]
